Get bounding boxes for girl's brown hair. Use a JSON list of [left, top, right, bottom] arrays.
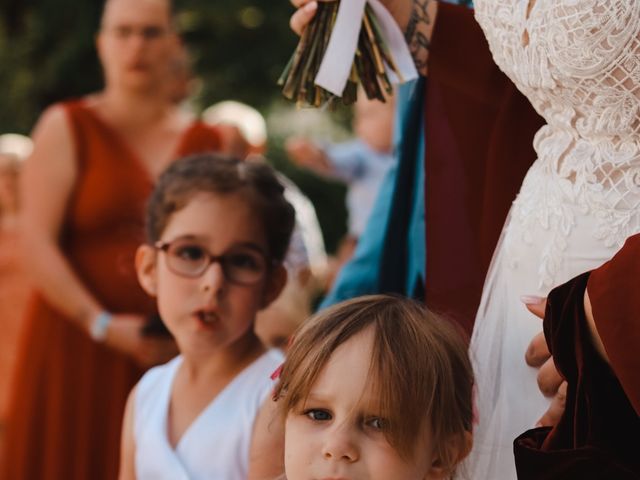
[[145, 154, 295, 263], [273, 294, 474, 473]]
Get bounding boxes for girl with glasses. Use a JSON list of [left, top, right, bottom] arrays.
[[119, 154, 294, 479]]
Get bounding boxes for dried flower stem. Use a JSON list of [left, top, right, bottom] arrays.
[[279, 1, 400, 108]]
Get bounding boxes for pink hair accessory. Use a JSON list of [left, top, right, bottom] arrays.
[[270, 363, 284, 381]]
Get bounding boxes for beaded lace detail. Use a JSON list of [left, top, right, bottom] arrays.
[[475, 0, 640, 287]]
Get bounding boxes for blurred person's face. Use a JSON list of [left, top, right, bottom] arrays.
[[216, 125, 252, 160], [97, 0, 176, 93], [354, 94, 395, 153], [255, 312, 295, 351]]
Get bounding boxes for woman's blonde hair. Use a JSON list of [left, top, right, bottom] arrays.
[[273, 294, 474, 473]]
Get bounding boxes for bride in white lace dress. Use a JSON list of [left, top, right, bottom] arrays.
[[288, 0, 640, 478], [466, 1, 640, 478]]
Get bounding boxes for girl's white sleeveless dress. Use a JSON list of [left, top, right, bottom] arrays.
[[134, 350, 283, 480], [465, 2, 640, 478]]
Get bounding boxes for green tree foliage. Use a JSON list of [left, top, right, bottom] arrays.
[[177, 0, 297, 112], [0, 1, 103, 132], [0, 0, 296, 132], [0, 0, 349, 252]]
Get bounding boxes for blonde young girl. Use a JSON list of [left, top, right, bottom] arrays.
[[273, 295, 474, 480], [119, 154, 294, 479]]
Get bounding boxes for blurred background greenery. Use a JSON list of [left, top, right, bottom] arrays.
[[0, 0, 350, 252]]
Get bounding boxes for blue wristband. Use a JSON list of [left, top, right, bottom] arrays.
[[89, 311, 112, 342]]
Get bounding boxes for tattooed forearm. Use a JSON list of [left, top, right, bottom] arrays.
[[404, 0, 433, 73]]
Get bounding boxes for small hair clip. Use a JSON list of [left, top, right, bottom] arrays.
[[270, 363, 284, 381]]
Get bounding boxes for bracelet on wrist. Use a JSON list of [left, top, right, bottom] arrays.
[[89, 311, 113, 342]]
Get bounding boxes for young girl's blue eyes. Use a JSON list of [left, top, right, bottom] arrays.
[[365, 417, 387, 431], [304, 409, 332, 421], [303, 409, 388, 431]]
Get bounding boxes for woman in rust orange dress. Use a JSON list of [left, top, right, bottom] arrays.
[[0, 135, 32, 430], [0, 0, 220, 478]]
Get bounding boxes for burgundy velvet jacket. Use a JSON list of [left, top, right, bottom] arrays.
[[424, 2, 544, 334], [514, 234, 640, 479]]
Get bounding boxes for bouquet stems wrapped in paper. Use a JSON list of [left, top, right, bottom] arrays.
[[279, 0, 415, 107]]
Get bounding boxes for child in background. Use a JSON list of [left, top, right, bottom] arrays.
[[285, 92, 396, 284], [273, 295, 474, 480], [119, 154, 294, 479]]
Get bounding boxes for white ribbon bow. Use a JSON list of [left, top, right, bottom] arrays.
[[314, 0, 418, 97]]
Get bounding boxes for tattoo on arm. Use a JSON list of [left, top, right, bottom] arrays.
[[404, 0, 432, 72]]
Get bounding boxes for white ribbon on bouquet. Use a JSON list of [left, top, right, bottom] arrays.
[[314, 0, 418, 97]]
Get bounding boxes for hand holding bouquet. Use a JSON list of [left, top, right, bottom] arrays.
[[280, 0, 417, 108]]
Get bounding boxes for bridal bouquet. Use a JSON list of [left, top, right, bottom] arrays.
[[279, 0, 416, 107]]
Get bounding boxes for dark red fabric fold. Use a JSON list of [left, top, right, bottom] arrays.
[[587, 233, 640, 417], [423, 2, 544, 334], [514, 267, 640, 478]]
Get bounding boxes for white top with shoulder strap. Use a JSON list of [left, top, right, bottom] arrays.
[[134, 350, 283, 480]]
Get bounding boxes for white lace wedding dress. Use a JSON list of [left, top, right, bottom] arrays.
[[464, 1, 640, 478]]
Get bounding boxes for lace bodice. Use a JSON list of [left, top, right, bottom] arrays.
[[474, 0, 640, 286], [475, 0, 640, 142]]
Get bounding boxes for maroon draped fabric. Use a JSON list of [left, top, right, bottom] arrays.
[[423, 2, 544, 334], [588, 233, 640, 416], [514, 235, 640, 479]]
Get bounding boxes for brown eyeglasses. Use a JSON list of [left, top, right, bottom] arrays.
[[155, 239, 270, 285]]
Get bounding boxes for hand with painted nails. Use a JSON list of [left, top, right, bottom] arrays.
[[523, 287, 611, 427], [522, 295, 567, 427]]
